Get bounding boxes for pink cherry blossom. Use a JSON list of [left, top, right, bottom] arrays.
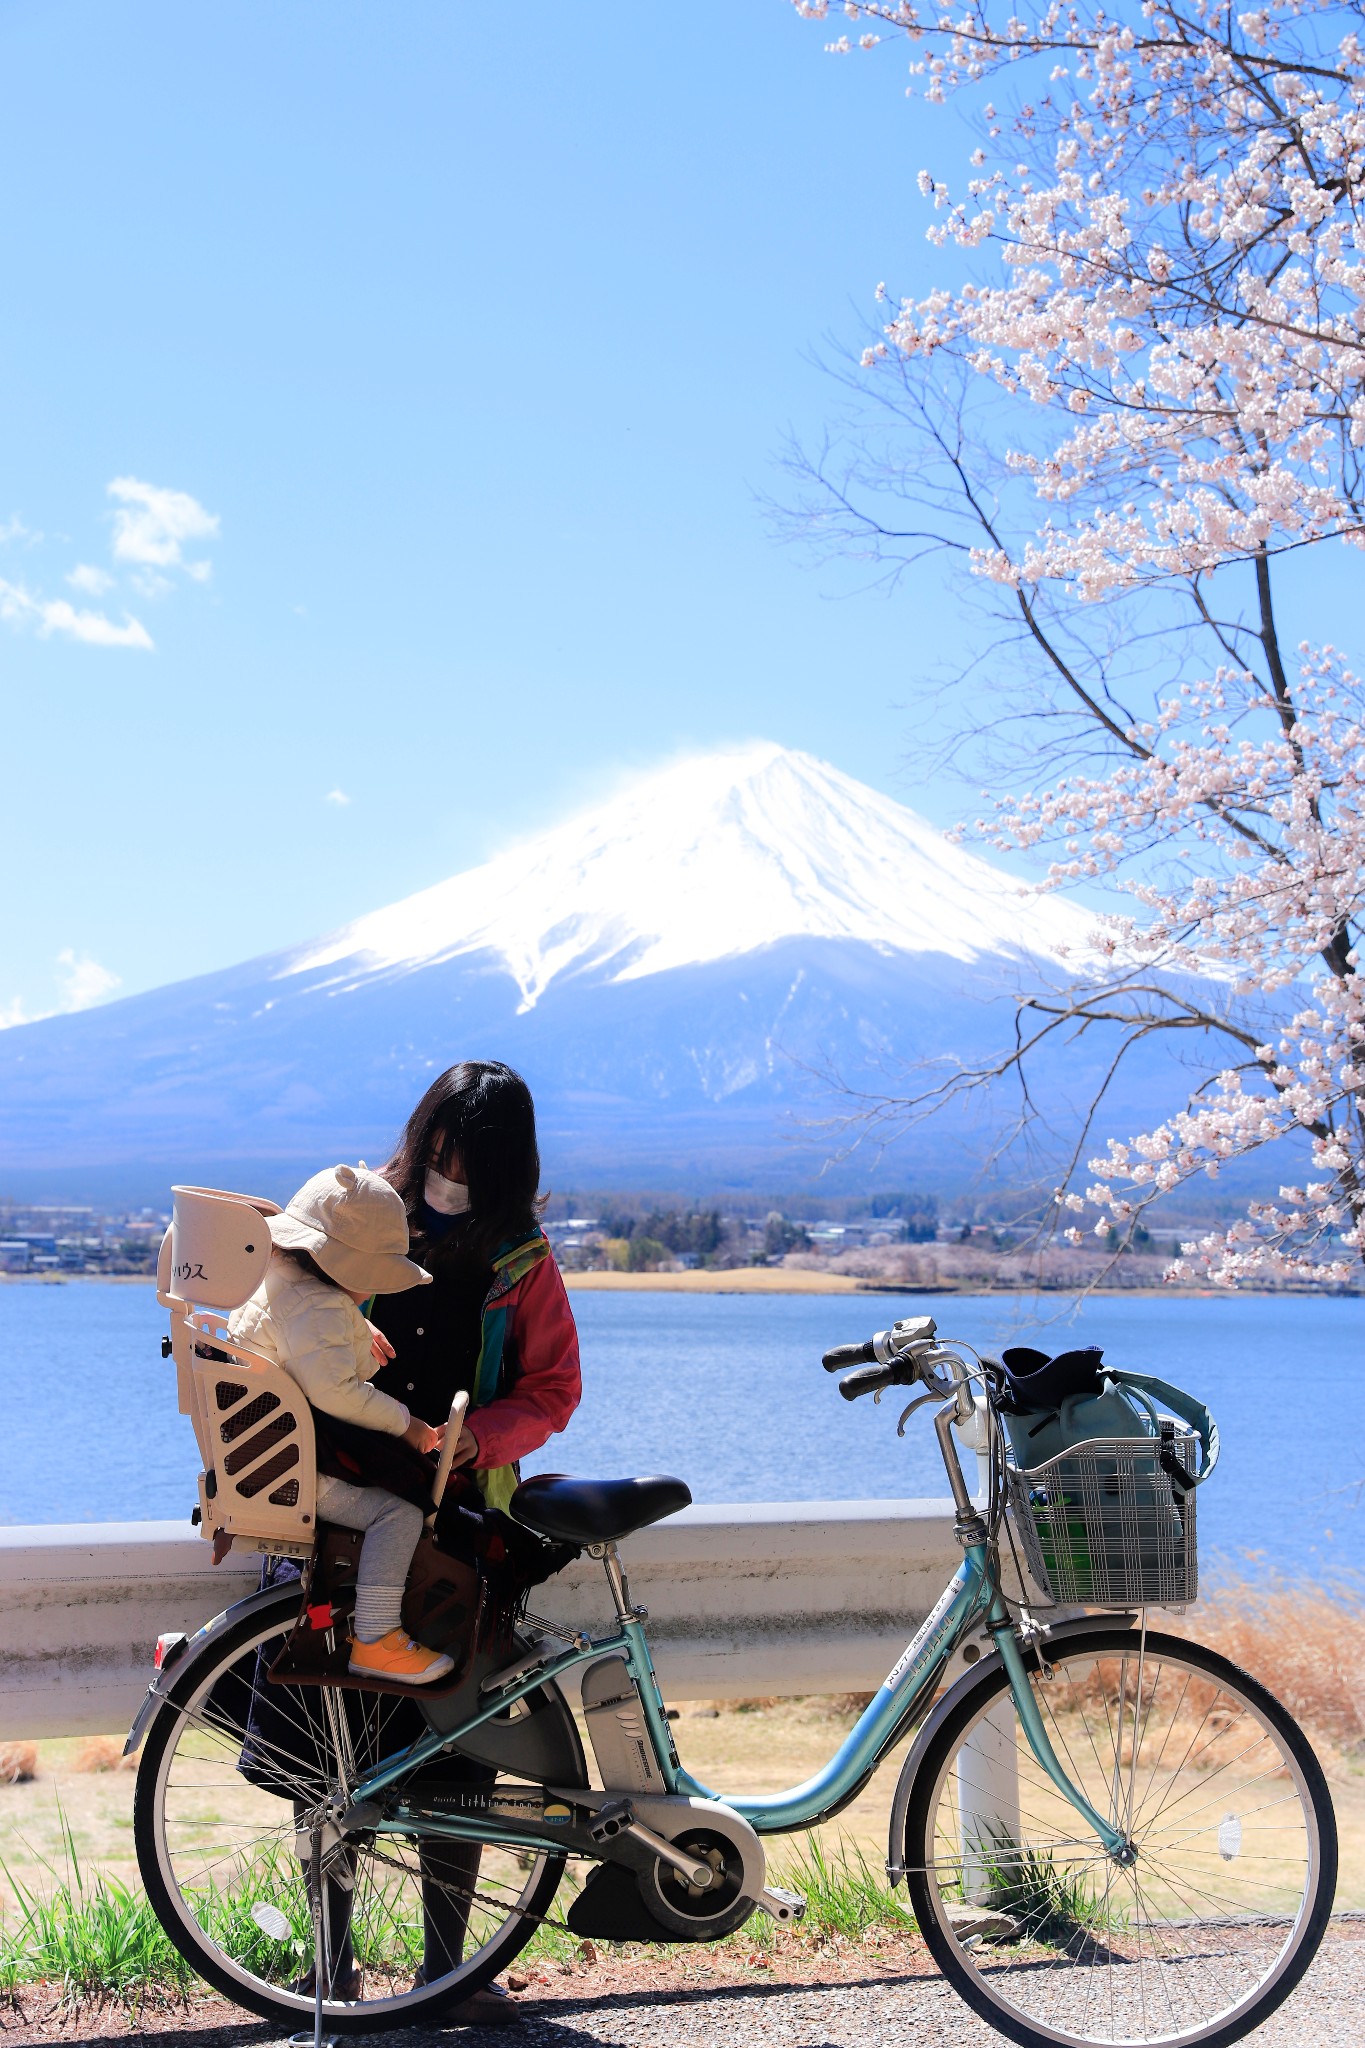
[[793, 0, 1365, 1284]]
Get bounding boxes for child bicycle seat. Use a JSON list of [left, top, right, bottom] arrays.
[[158, 1185, 318, 1561]]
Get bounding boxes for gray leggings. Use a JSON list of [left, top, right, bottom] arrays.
[[315, 1473, 424, 1643]]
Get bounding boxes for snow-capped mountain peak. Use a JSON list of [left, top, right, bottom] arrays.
[[284, 742, 1095, 1013]]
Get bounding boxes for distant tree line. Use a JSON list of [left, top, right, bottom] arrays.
[[599, 1208, 724, 1255], [592, 1196, 939, 1269]]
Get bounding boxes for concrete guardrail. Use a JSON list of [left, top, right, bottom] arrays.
[[0, 1502, 963, 1740]]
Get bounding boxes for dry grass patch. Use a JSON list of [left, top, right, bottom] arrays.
[[71, 1739, 136, 1776], [1179, 1577, 1365, 1747]]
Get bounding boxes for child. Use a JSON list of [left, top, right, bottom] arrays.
[[229, 1162, 454, 1685]]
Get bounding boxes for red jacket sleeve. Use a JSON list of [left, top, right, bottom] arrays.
[[467, 1254, 582, 1469]]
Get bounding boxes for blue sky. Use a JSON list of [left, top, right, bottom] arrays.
[[3, 2, 989, 1022], [10, 5, 1355, 1035]]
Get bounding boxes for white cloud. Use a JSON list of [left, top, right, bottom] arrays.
[[0, 578, 153, 650], [55, 949, 121, 1011], [0, 479, 215, 650], [108, 475, 218, 573], [0, 950, 121, 1032], [67, 562, 114, 596], [325, 789, 352, 807]]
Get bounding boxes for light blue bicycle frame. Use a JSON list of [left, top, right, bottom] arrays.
[[348, 1537, 1127, 1863]]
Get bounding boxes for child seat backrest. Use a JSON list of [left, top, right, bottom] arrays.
[[159, 1185, 317, 1560], [168, 1185, 275, 1309]]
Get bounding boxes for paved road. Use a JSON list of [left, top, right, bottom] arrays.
[[21, 1929, 1362, 2048]]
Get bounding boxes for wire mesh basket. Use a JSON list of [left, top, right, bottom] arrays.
[[1006, 1432, 1198, 1608]]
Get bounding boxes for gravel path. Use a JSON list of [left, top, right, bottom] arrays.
[[7, 1928, 1362, 2048]]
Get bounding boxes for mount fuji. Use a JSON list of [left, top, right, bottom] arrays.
[[0, 744, 1129, 1202]]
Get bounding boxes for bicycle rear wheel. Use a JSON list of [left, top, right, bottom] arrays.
[[902, 1626, 1335, 2048], [134, 1590, 583, 2031]]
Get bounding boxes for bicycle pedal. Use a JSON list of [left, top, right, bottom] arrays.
[[759, 1884, 806, 1922], [587, 1797, 635, 1844]]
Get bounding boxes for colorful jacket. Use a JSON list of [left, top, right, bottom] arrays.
[[465, 1233, 581, 1510], [370, 1227, 581, 1515]]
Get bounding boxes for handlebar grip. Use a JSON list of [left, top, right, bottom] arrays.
[[822, 1339, 878, 1372], [838, 1363, 896, 1402]]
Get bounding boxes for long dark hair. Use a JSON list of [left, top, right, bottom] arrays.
[[383, 1061, 542, 1263]]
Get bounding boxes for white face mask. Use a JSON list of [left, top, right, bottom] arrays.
[[424, 1168, 471, 1216]]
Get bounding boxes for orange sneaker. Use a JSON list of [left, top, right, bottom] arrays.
[[348, 1629, 455, 1686]]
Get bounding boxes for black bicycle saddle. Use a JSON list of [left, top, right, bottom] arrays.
[[509, 1473, 692, 1545]]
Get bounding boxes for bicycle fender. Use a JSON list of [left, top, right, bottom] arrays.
[[883, 1608, 1137, 1886], [123, 1580, 298, 1757]]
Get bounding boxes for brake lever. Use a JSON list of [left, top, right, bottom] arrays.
[[915, 1347, 961, 1401], [895, 1392, 940, 1437]]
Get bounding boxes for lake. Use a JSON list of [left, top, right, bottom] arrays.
[[1, 1282, 1360, 1581]]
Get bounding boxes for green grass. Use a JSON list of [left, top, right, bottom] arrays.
[[965, 1825, 1118, 1946], [1, 1827, 913, 2009], [0, 1810, 196, 2007]]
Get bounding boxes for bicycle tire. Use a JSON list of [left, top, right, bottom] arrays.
[[901, 1625, 1336, 2048], [134, 1586, 585, 2032]]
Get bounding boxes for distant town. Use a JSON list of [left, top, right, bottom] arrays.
[[535, 1195, 1201, 1292], [0, 1191, 958, 1278], [1, 1190, 1349, 1292], [0, 1201, 170, 1275], [0, 1188, 1157, 1275]]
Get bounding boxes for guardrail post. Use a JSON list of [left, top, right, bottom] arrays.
[[957, 1699, 1021, 1901]]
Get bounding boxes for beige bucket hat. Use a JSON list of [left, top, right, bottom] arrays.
[[269, 1164, 432, 1294]]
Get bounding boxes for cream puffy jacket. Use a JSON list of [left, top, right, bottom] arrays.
[[229, 1256, 411, 1437]]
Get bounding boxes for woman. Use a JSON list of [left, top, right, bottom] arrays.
[[249, 1062, 581, 2026], [368, 1061, 581, 1509], [363, 1062, 582, 2019]]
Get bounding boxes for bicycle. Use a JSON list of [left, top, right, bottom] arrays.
[[130, 1313, 1337, 2047]]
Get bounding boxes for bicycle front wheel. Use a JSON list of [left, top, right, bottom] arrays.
[[903, 1626, 1335, 2048], [134, 1591, 582, 2032]]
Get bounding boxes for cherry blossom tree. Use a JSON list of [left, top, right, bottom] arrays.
[[789, 0, 1365, 1282]]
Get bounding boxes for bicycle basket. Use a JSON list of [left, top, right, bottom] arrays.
[[1006, 1432, 1198, 1608]]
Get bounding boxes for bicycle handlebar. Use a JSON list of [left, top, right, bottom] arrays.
[[828, 1313, 976, 1418], [822, 1338, 879, 1371], [823, 1314, 941, 1375], [838, 1362, 899, 1401]]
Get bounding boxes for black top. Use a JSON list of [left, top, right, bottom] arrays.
[[369, 1205, 494, 1427]]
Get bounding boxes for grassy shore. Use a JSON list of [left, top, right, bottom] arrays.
[[560, 1267, 1319, 1296], [563, 1267, 900, 1294]]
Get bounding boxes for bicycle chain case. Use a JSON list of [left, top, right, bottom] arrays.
[[563, 1793, 763, 1942], [567, 1862, 684, 1941], [392, 1779, 764, 1944]]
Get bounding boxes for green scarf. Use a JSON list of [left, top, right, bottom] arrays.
[[471, 1232, 551, 1514]]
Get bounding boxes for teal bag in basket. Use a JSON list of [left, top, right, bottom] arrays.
[[1000, 1346, 1218, 1603], [998, 1345, 1219, 1488]]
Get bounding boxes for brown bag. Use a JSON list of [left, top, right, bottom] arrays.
[[267, 1523, 485, 1698]]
